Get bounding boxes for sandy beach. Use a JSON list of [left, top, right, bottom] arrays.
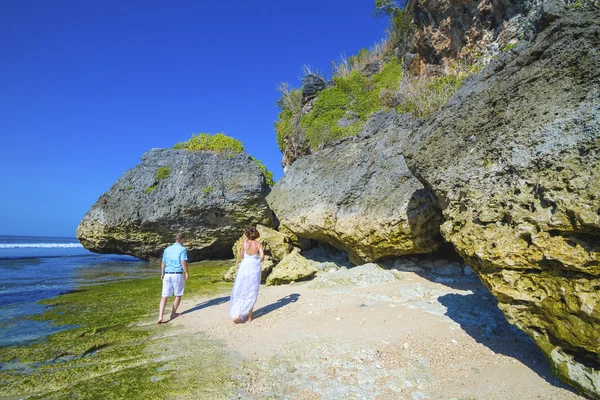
[[167, 265, 585, 400]]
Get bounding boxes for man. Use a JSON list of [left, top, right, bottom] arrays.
[[157, 232, 189, 324]]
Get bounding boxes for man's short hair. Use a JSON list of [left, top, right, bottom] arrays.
[[175, 232, 185, 242]]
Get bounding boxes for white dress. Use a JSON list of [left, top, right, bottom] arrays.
[[229, 248, 262, 319]]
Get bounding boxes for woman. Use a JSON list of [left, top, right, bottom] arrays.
[[229, 226, 264, 323]]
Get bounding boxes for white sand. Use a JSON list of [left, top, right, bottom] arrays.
[[169, 270, 584, 400]]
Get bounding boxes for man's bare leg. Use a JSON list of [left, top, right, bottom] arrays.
[[157, 297, 168, 324], [171, 296, 182, 319], [248, 309, 253, 322]]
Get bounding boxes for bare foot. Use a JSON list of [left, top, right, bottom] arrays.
[[157, 318, 163, 324], [248, 310, 253, 322], [233, 316, 241, 324], [170, 312, 181, 320]]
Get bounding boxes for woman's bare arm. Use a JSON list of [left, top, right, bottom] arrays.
[[259, 242, 264, 262], [239, 240, 245, 260]]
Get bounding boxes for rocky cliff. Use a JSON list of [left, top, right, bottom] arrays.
[[268, 111, 444, 265], [277, 0, 570, 170], [404, 10, 600, 397], [397, 0, 561, 73], [77, 149, 273, 261]]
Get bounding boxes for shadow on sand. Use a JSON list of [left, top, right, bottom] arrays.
[[253, 293, 300, 320], [181, 296, 229, 316], [437, 291, 579, 395]]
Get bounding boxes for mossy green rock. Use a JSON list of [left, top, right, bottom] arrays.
[[268, 111, 443, 265], [77, 149, 273, 261], [404, 11, 600, 397], [266, 250, 318, 286]]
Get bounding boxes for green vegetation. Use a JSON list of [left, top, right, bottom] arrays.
[[204, 186, 212, 194], [568, 0, 599, 9], [0, 261, 237, 399], [277, 59, 403, 151], [373, 0, 412, 48], [275, 108, 296, 151], [395, 72, 467, 118], [174, 132, 275, 186], [501, 41, 518, 53], [144, 185, 157, 194], [251, 157, 275, 186], [155, 166, 171, 180], [125, 186, 133, 191], [174, 132, 244, 154]]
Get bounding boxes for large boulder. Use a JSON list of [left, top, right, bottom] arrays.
[[266, 249, 318, 286], [267, 111, 444, 265], [77, 149, 273, 261], [404, 11, 600, 397]]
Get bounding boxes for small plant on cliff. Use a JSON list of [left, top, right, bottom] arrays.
[[373, 0, 412, 48], [204, 186, 212, 194], [144, 185, 157, 194], [251, 157, 275, 186], [155, 166, 171, 180], [174, 133, 244, 154], [567, 0, 599, 9], [394, 71, 466, 118]]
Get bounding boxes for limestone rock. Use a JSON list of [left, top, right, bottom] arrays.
[[404, 11, 600, 397], [267, 111, 444, 265], [307, 264, 403, 289], [266, 250, 318, 286], [77, 149, 273, 261], [402, 0, 565, 70], [301, 74, 326, 104]]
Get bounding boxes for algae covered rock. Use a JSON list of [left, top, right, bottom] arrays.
[[404, 11, 600, 397], [266, 250, 318, 286], [77, 149, 273, 261], [268, 111, 444, 265]]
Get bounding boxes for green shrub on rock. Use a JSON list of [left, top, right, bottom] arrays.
[[155, 166, 171, 180], [299, 59, 403, 151], [174, 132, 275, 186], [251, 157, 275, 186], [174, 132, 244, 154]]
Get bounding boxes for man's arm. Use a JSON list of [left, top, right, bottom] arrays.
[[182, 260, 189, 281], [160, 261, 165, 280]]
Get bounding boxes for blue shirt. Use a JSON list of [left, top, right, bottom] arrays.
[[162, 242, 187, 273]]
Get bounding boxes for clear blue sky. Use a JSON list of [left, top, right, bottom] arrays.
[[0, 0, 388, 237]]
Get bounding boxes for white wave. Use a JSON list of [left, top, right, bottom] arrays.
[[0, 243, 83, 249]]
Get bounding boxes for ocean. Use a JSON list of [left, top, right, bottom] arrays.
[[0, 235, 154, 347]]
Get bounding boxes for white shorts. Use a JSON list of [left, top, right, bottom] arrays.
[[161, 274, 185, 297]]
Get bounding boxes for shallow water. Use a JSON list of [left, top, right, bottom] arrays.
[[0, 235, 153, 346]]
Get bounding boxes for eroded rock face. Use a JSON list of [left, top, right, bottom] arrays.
[[404, 11, 600, 396], [266, 249, 318, 286], [268, 111, 444, 265], [77, 149, 273, 261], [400, 0, 567, 72]]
